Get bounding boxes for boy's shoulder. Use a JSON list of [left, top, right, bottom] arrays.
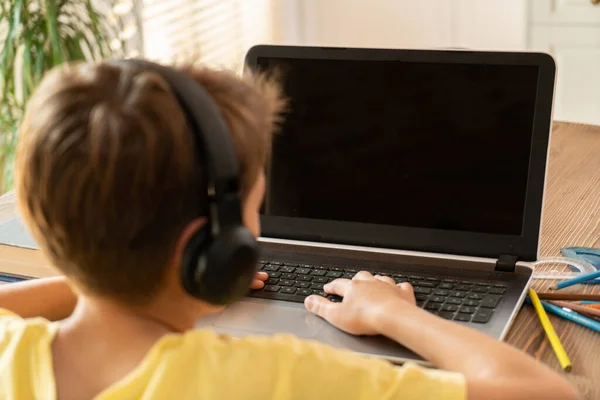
[[0, 309, 57, 399]]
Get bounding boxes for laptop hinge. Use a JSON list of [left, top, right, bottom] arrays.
[[495, 255, 518, 273]]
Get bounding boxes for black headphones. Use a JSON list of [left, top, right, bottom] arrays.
[[113, 59, 260, 305]]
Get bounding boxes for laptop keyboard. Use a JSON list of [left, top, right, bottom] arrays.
[[248, 261, 507, 324]]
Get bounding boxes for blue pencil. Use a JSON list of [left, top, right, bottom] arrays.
[[580, 301, 600, 305], [551, 269, 600, 290], [526, 298, 600, 334]]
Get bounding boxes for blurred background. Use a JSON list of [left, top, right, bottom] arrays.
[[1, 0, 599, 193]]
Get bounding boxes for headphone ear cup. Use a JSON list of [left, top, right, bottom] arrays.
[[180, 224, 260, 305], [180, 224, 211, 299], [203, 227, 260, 304]]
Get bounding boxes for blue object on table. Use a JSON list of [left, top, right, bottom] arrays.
[[525, 297, 600, 334], [0, 274, 28, 283], [554, 269, 600, 290], [561, 247, 600, 271], [581, 301, 600, 305]]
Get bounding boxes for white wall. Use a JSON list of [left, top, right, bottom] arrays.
[[279, 0, 527, 50]]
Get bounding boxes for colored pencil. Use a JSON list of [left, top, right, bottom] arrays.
[[583, 304, 600, 310], [580, 301, 600, 305], [527, 297, 600, 335], [551, 269, 600, 290], [537, 292, 600, 301], [527, 290, 572, 371], [549, 301, 600, 319]]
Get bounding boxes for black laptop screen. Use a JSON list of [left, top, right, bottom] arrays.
[[257, 57, 539, 236]]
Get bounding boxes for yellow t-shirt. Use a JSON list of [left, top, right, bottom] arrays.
[[0, 308, 465, 399]]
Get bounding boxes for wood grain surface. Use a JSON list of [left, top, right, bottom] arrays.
[[0, 121, 599, 398]]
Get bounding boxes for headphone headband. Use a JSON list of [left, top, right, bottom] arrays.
[[111, 59, 241, 217], [108, 59, 259, 305]]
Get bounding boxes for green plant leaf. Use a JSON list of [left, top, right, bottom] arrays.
[[85, 0, 106, 58], [44, 0, 65, 64]]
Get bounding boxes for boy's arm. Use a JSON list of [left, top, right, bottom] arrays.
[[0, 277, 77, 321], [305, 272, 580, 400]]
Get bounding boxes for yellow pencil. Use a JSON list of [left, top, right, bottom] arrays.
[[528, 289, 572, 371]]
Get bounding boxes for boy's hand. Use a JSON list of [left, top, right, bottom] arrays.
[[250, 271, 268, 289], [304, 271, 416, 335]]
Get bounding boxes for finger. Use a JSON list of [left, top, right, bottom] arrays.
[[305, 295, 339, 321], [398, 281, 414, 295], [255, 271, 268, 281], [374, 275, 395, 285], [353, 271, 373, 281], [398, 282, 415, 303], [324, 279, 352, 296], [250, 279, 265, 289]]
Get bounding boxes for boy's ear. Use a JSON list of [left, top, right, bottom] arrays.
[[172, 218, 207, 267]]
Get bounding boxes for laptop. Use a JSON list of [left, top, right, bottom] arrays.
[[196, 45, 556, 364]]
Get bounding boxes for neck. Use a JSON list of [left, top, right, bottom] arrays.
[[62, 291, 213, 338]]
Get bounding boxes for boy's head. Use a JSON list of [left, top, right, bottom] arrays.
[[15, 61, 284, 305]]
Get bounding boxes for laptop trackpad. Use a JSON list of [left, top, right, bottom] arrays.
[[214, 300, 325, 338]]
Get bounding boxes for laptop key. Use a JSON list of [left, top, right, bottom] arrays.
[[467, 293, 484, 300], [297, 275, 312, 282], [263, 285, 280, 292], [438, 283, 454, 290], [280, 266, 295, 273], [331, 267, 344, 272], [296, 268, 311, 275], [327, 295, 343, 303], [433, 289, 449, 296], [264, 265, 279, 272], [454, 313, 472, 322], [267, 272, 281, 278], [438, 311, 455, 320], [492, 283, 507, 288], [430, 296, 445, 303], [281, 287, 297, 294], [415, 293, 429, 301], [281, 273, 297, 280], [472, 286, 489, 293], [311, 270, 327, 276], [454, 284, 472, 291], [413, 287, 433, 294], [451, 291, 467, 298], [425, 302, 441, 311], [251, 291, 305, 303], [441, 304, 459, 312], [313, 265, 328, 270], [313, 276, 328, 283], [297, 288, 313, 296], [295, 281, 310, 288], [472, 309, 493, 323], [463, 299, 481, 307], [327, 271, 343, 278], [446, 297, 462, 305], [489, 287, 506, 295], [481, 294, 501, 308], [313, 291, 327, 297], [414, 280, 437, 288], [343, 273, 355, 279], [265, 278, 279, 285], [280, 280, 294, 287], [311, 283, 325, 290], [459, 306, 476, 314]]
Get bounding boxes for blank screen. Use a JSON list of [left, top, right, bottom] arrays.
[[257, 57, 539, 235]]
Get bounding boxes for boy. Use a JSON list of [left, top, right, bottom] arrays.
[[0, 60, 578, 400]]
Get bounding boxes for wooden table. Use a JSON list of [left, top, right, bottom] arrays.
[[0, 121, 599, 397]]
